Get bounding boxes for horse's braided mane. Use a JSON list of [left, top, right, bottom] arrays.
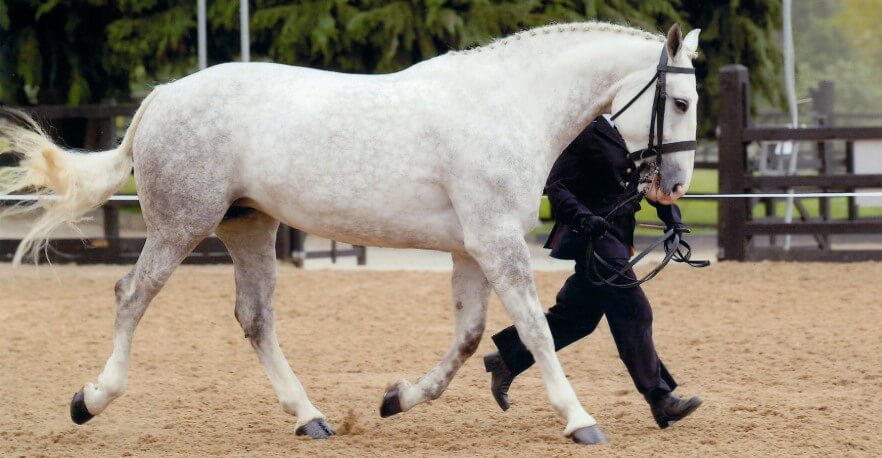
[[454, 21, 664, 55]]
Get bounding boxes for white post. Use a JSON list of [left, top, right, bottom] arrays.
[[782, 0, 799, 250], [197, 0, 207, 70], [240, 0, 250, 62]]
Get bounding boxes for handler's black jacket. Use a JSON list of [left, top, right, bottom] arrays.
[[544, 117, 683, 260]]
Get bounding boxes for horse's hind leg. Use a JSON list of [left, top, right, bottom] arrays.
[[215, 211, 332, 439], [70, 231, 203, 424], [381, 253, 491, 416]]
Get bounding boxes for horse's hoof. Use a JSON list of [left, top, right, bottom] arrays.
[[379, 386, 402, 418], [571, 425, 609, 445], [70, 389, 94, 425], [295, 418, 335, 439]]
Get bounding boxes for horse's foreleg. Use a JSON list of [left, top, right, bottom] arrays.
[[380, 253, 491, 416], [463, 227, 607, 444], [216, 213, 332, 439], [71, 233, 196, 424]]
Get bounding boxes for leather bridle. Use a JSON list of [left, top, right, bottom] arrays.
[[585, 49, 708, 289], [611, 49, 696, 172]]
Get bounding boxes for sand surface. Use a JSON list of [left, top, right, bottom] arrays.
[[1, 262, 880, 457]]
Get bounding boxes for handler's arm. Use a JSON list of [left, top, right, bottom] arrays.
[[544, 127, 611, 237], [545, 149, 592, 228]]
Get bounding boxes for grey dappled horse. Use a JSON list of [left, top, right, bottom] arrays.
[[0, 22, 700, 445]]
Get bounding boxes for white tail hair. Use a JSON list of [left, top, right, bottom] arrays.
[[0, 89, 160, 265]]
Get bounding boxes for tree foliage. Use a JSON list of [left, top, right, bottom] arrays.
[[790, 0, 882, 118], [681, 0, 783, 134], [0, 0, 130, 105], [1, 0, 786, 137]]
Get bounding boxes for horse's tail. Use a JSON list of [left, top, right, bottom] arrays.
[[0, 88, 160, 265]]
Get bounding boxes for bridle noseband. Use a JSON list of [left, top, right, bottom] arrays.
[[610, 49, 696, 171]]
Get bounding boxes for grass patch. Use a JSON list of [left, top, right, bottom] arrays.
[[635, 168, 717, 234], [120, 176, 137, 194], [532, 169, 720, 238], [116, 176, 141, 214]]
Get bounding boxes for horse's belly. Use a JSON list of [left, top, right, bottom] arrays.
[[250, 180, 465, 252]]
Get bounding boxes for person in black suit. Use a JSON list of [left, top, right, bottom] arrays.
[[483, 115, 702, 429]]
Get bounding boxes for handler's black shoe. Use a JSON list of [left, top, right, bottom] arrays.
[[646, 393, 702, 429], [483, 352, 515, 411]]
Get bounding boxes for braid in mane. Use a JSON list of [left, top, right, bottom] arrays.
[[455, 21, 664, 55]]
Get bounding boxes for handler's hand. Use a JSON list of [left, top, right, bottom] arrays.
[[578, 215, 612, 239]]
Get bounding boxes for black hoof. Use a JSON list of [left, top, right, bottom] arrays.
[[379, 386, 402, 418], [70, 389, 94, 425], [295, 418, 335, 439], [571, 425, 608, 445]]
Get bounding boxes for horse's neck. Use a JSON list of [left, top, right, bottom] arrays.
[[452, 28, 664, 169]]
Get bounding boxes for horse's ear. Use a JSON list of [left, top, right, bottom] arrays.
[[683, 28, 701, 55], [665, 23, 684, 59]]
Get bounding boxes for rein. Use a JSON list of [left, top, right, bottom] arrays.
[[585, 189, 710, 289], [586, 49, 707, 289]]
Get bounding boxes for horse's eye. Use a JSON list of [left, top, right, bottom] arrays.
[[674, 98, 689, 113]]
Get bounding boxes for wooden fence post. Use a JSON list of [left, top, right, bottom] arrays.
[[814, 81, 835, 235], [718, 65, 750, 261], [291, 229, 305, 268], [275, 225, 292, 261]]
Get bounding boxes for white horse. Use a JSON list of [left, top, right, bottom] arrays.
[[0, 22, 700, 444]]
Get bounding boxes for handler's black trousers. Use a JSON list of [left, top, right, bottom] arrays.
[[491, 257, 677, 398]]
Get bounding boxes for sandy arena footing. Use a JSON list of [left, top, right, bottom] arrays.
[[1, 261, 880, 456]]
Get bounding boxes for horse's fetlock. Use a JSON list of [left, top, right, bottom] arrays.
[[279, 398, 299, 416], [421, 383, 444, 401], [103, 379, 127, 399]]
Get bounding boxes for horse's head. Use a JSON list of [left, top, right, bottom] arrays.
[[610, 24, 701, 204]]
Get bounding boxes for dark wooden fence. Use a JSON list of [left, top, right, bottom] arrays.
[[0, 104, 366, 266], [717, 65, 882, 261]]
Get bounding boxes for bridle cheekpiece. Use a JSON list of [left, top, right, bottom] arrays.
[[610, 49, 696, 178]]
